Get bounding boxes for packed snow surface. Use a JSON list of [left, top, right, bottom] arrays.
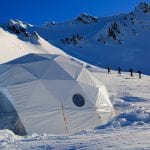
[[0, 68, 150, 150]]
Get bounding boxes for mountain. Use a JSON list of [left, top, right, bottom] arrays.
[[0, 2, 150, 74], [0, 20, 66, 63]]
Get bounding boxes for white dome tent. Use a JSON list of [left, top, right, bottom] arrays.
[[0, 54, 114, 135]]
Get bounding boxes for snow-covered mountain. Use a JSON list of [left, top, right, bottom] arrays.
[[0, 2, 150, 74], [0, 20, 66, 63]]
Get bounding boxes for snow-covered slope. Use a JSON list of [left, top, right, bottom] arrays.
[[1, 2, 150, 74], [0, 23, 65, 63], [36, 2, 150, 75]]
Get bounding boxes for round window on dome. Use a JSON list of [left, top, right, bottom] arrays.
[[72, 94, 85, 107]]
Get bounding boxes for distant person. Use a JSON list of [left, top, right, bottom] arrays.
[[137, 70, 142, 79], [118, 67, 121, 74], [129, 69, 133, 77], [107, 66, 111, 74]]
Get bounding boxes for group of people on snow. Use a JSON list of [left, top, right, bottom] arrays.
[[107, 66, 142, 79]]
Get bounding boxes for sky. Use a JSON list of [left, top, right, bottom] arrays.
[[0, 0, 149, 25]]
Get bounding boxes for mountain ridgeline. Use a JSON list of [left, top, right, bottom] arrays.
[[1, 2, 150, 74]]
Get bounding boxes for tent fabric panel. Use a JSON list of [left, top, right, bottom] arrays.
[[54, 56, 83, 79], [6, 53, 49, 64], [77, 82, 99, 105], [22, 59, 74, 80], [41, 60, 73, 80], [77, 68, 104, 87], [5, 81, 38, 113], [43, 80, 94, 109], [5, 80, 67, 134], [6, 80, 61, 113], [95, 109, 114, 125], [76, 68, 97, 87], [42, 80, 76, 104], [18, 110, 67, 134], [96, 86, 113, 111], [0, 90, 16, 113], [64, 109, 102, 133], [21, 60, 53, 79], [27, 80, 62, 111], [0, 64, 13, 75], [62, 81, 94, 109], [95, 86, 114, 123], [54, 61, 83, 79], [0, 66, 37, 87]]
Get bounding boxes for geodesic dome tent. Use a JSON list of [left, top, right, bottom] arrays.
[[0, 54, 114, 135]]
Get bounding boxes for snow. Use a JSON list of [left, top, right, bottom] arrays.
[[0, 3, 150, 74], [0, 27, 66, 64], [1, 126, 150, 150], [31, 2, 150, 75], [0, 2, 149, 149], [0, 68, 150, 149]]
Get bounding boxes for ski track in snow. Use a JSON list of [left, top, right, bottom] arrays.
[[0, 69, 150, 150]]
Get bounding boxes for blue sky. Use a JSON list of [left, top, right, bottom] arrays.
[[0, 0, 149, 25]]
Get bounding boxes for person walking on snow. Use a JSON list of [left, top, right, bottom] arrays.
[[137, 70, 142, 79], [107, 66, 111, 74], [129, 69, 133, 77], [118, 67, 121, 74]]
